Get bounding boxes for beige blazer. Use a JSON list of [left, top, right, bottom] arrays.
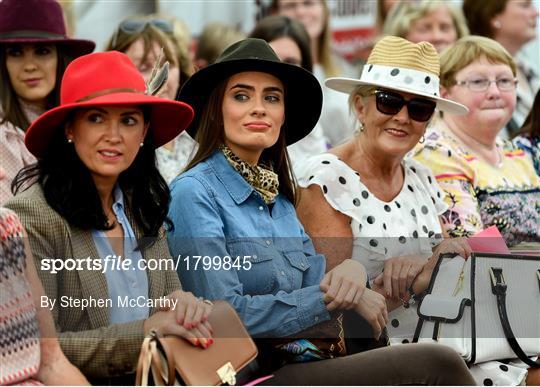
[[6, 184, 181, 380]]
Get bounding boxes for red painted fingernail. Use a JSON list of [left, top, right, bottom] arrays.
[[193, 338, 199, 346]]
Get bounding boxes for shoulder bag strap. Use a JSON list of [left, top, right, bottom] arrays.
[[490, 267, 540, 368]]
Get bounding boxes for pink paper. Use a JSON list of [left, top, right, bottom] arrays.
[[467, 226, 511, 254], [244, 375, 274, 386]]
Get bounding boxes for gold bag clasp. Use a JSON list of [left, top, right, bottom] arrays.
[[217, 362, 237, 385]]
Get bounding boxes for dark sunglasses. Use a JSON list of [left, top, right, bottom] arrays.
[[373, 90, 436, 122], [111, 19, 173, 47]]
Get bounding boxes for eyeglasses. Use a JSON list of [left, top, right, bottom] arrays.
[[372, 90, 436, 122], [454, 78, 518, 92], [111, 18, 173, 47]]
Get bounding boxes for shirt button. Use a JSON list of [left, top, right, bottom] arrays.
[[265, 240, 271, 245], [300, 262, 305, 268], [314, 316, 319, 322], [280, 270, 285, 276], [258, 206, 264, 211]]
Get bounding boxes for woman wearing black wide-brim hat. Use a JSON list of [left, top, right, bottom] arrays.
[[0, 0, 95, 204], [168, 38, 475, 385]]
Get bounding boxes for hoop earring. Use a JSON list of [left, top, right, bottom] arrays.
[[419, 135, 425, 144]]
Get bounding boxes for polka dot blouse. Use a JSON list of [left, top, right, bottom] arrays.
[[298, 153, 448, 279]]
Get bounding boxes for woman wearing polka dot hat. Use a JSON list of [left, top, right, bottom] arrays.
[[297, 36, 471, 343]]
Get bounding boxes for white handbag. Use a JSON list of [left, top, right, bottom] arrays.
[[412, 252, 540, 366]]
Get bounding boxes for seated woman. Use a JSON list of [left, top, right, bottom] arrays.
[[413, 36, 540, 248], [297, 34, 470, 331], [168, 37, 475, 385], [514, 89, 540, 176], [0, 0, 95, 204], [6, 51, 213, 385], [411, 35, 539, 385], [1, 207, 88, 385]]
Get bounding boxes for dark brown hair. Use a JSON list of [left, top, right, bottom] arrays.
[[185, 76, 297, 204], [250, 15, 313, 72], [462, 0, 507, 38], [519, 89, 540, 138], [0, 44, 71, 130]]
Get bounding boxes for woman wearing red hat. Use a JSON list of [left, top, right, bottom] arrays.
[[0, 0, 95, 204], [5, 51, 213, 384]]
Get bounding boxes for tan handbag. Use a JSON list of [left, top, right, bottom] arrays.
[[135, 300, 258, 386]]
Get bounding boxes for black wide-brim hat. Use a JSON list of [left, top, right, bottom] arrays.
[[178, 38, 322, 145]]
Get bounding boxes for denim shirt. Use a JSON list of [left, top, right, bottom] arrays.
[[92, 186, 149, 324], [167, 150, 329, 338]]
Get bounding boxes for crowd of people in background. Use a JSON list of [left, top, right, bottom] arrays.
[[1, 0, 539, 385]]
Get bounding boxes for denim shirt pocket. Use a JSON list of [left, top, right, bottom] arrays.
[[283, 250, 311, 272], [281, 250, 311, 290], [227, 238, 276, 295]]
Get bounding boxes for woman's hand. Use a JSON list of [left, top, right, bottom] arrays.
[[319, 259, 366, 311], [144, 291, 214, 349], [380, 255, 427, 300], [354, 288, 388, 339], [158, 290, 212, 329], [432, 237, 472, 259], [408, 255, 439, 296]]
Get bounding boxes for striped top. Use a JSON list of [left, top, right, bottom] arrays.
[[413, 125, 540, 246], [0, 208, 41, 385]]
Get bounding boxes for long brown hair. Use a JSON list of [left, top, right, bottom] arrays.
[[0, 45, 70, 130], [185, 76, 297, 204], [462, 0, 507, 39]]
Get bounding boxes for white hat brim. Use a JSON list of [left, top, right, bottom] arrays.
[[326, 77, 468, 116]]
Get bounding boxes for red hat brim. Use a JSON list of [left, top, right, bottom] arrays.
[[25, 92, 194, 158]]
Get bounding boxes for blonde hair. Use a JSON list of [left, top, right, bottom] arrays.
[[439, 35, 516, 89], [347, 85, 376, 115], [383, 0, 469, 41], [317, 0, 339, 77], [195, 22, 245, 65]]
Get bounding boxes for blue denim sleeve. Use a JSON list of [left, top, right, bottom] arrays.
[[167, 176, 330, 338]]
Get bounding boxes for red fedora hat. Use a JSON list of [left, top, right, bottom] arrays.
[[0, 0, 95, 58], [25, 51, 194, 158]]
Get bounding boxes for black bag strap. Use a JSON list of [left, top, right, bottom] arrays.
[[490, 267, 540, 368]]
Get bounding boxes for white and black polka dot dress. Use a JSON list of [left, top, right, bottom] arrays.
[[298, 153, 447, 275], [299, 153, 447, 339], [298, 153, 530, 385]]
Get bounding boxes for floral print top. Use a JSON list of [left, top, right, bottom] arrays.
[[413, 126, 540, 246], [513, 134, 540, 177]]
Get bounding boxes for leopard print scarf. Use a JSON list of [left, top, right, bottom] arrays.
[[220, 145, 279, 204]]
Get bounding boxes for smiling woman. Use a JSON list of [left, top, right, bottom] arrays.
[[296, 36, 469, 344], [0, 0, 95, 204]]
